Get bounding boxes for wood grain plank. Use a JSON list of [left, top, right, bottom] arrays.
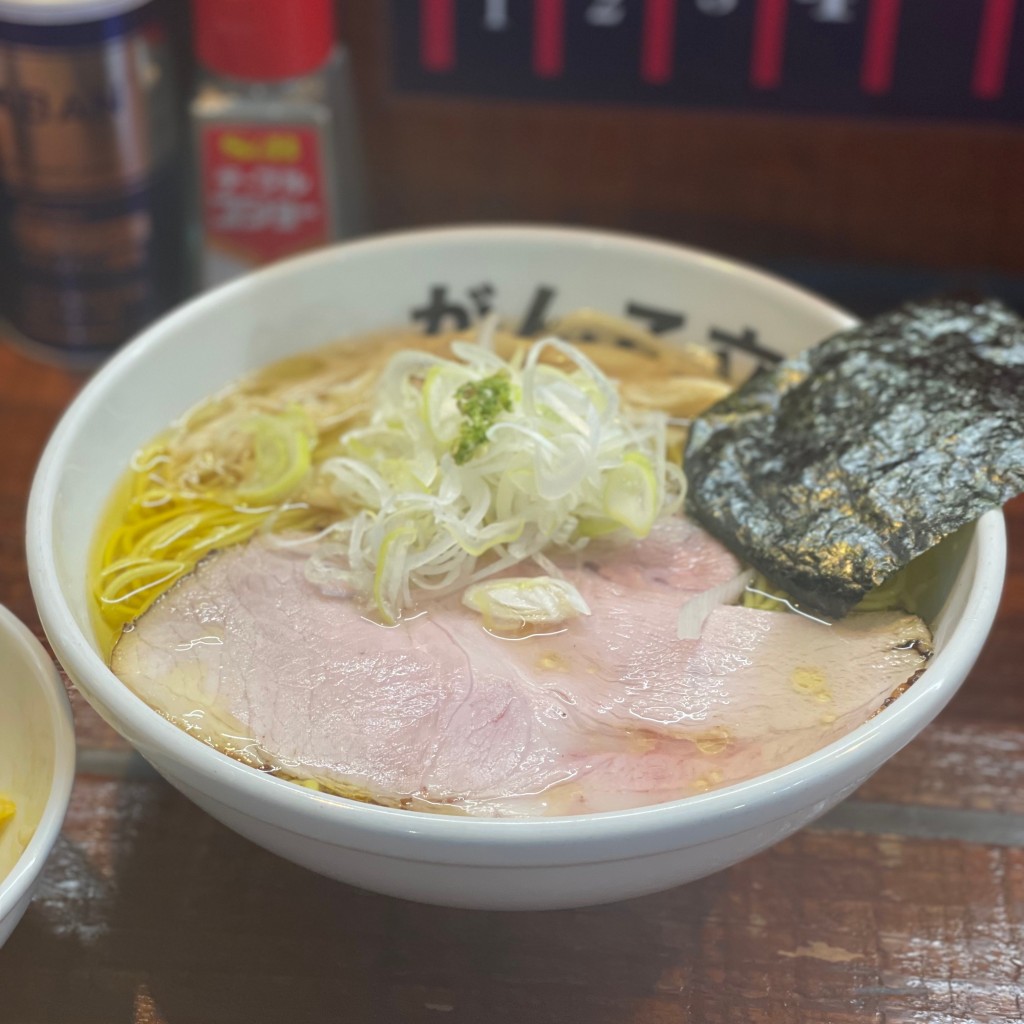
[[0, 346, 80, 637], [0, 346, 129, 752], [853, 719, 1024, 815], [3, 774, 1024, 1023]]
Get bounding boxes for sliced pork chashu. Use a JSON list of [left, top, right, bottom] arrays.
[[112, 516, 931, 816]]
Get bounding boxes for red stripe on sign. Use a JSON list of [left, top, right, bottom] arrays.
[[534, 0, 566, 78], [750, 0, 788, 90], [641, 0, 678, 84], [420, 0, 455, 73], [861, 0, 901, 95], [973, 0, 1017, 99]]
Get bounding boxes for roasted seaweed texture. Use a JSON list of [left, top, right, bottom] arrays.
[[684, 298, 1024, 618]]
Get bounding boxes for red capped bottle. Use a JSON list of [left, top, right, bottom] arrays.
[[190, 0, 366, 287]]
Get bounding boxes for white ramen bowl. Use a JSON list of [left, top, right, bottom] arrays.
[[27, 226, 1005, 910], [0, 606, 75, 945]]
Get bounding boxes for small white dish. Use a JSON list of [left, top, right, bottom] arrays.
[[0, 605, 75, 945]]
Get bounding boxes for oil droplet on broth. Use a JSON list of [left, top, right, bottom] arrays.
[[691, 768, 724, 794], [537, 651, 571, 672], [693, 726, 731, 756], [628, 731, 658, 754], [791, 665, 832, 703]]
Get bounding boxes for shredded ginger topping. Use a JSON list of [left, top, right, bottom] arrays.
[[303, 326, 687, 624]]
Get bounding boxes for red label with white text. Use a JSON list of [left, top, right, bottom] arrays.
[[200, 125, 329, 274]]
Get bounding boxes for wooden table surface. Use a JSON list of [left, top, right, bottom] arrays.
[[1, 339, 1023, 1024]]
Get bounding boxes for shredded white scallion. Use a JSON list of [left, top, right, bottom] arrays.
[[306, 329, 687, 624]]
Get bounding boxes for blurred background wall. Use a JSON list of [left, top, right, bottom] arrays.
[[5, 0, 1022, 351], [339, 0, 1024, 311]]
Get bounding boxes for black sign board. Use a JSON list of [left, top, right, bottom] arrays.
[[392, 0, 1024, 121]]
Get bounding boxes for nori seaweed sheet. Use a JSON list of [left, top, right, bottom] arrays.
[[684, 298, 1024, 619]]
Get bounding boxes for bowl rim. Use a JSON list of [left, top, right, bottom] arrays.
[[0, 605, 76, 920], [26, 224, 1007, 854]]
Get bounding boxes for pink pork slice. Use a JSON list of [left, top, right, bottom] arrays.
[[112, 516, 931, 816]]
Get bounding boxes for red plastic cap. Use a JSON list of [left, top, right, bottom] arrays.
[[194, 0, 335, 80]]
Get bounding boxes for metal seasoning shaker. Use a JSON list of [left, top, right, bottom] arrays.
[[0, 0, 186, 361], [190, 0, 366, 288]]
